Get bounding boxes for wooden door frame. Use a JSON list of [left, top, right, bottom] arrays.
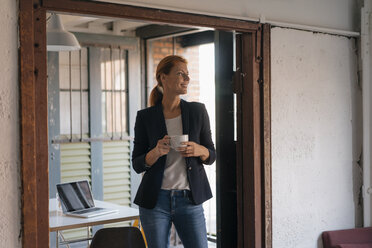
[[19, 0, 271, 247], [234, 27, 272, 248]]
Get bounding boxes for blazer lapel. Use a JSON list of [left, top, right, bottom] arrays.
[[180, 99, 189, 136], [180, 100, 190, 166], [155, 103, 167, 138]]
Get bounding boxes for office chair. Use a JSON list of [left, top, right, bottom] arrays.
[[90, 227, 146, 248]]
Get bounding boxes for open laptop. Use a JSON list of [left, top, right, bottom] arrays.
[[56, 180, 118, 218]]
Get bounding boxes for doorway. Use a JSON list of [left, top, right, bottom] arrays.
[[19, 1, 271, 247], [145, 32, 217, 246], [47, 14, 219, 247]]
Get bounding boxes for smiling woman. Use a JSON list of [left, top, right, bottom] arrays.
[[132, 55, 215, 248]]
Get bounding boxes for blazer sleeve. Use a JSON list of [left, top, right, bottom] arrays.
[[199, 104, 216, 165], [132, 111, 150, 174]]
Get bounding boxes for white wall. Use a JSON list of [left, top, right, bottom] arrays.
[[102, 0, 360, 32], [271, 27, 362, 248], [0, 0, 21, 247]]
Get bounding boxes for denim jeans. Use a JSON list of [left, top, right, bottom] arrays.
[[139, 189, 208, 248]]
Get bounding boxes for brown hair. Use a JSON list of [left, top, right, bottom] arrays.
[[149, 55, 188, 106]]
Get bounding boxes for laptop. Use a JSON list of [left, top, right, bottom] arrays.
[[56, 180, 118, 218]]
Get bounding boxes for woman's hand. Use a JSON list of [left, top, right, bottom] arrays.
[[145, 135, 170, 167], [177, 141, 210, 161], [155, 135, 171, 157]]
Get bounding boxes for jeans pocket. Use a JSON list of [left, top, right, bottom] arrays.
[[186, 194, 195, 205]]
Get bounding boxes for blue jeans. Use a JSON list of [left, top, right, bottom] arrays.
[[139, 189, 208, 248]]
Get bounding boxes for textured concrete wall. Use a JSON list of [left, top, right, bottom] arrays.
[[271, 27, 362, 248], [0, 0, 21, 247]]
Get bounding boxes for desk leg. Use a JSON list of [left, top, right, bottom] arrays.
[[87, 227, 90, 247], [56, 231, 59, 248]]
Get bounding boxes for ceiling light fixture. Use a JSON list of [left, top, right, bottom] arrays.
[[47, 13, 81, 51]]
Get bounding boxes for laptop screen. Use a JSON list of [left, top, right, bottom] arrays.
[[57, 180, 95, 212]]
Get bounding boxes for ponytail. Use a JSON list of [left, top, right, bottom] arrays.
[[149, 55, 188, 107], [149, 85, 163, 107]]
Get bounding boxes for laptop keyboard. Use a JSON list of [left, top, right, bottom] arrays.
[[72, 207, 105, 214]]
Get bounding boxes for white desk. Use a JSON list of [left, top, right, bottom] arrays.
[[49, 198, 139, 247]]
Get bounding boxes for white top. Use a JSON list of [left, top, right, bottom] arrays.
[[161, 115, 190, 190]]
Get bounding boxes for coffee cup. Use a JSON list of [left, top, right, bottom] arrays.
[[169, 134, 188, 149]]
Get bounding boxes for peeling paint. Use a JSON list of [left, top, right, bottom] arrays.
[[355, 151, 364, 227]]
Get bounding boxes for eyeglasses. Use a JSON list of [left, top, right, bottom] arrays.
[[175, 71, 190, 81]]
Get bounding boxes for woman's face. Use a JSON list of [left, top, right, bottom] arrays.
[[161, 62, 190, 96]]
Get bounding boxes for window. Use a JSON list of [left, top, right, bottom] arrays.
[[100, 47, 131, 207], [58, 48, 91, 187], [101, 48, 128, 139], [59, 48, 89, 140]]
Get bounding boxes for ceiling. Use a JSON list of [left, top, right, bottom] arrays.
[[55, 13, 150, 36], [51, 13, 208, 40]]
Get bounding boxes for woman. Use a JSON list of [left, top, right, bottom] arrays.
[[132, 55, 216, 248]]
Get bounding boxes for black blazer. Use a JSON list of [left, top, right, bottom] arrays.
[[132, 99, 216, 209]]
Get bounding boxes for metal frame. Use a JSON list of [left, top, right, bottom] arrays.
[[19, 0, 271, 247], [215, 30, 237, 247]]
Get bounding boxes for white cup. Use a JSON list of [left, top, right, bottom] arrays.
[[169, 134, 188, 149]]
